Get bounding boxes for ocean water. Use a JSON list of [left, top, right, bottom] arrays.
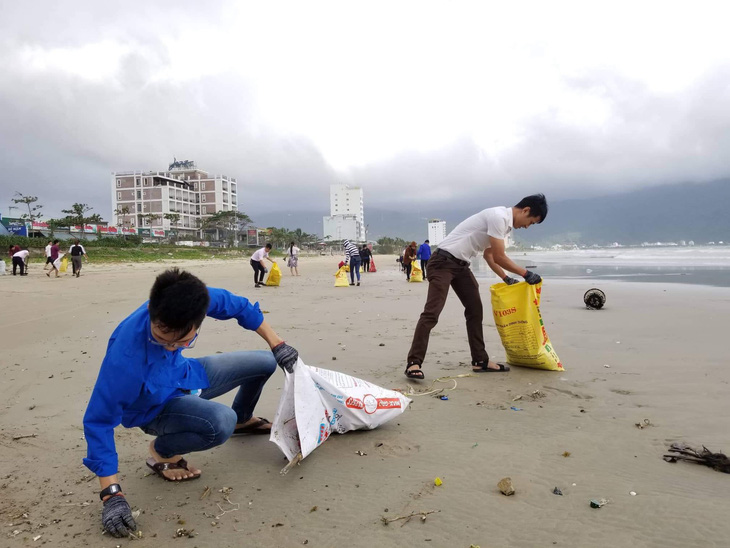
[[471, 246, 730, 288]]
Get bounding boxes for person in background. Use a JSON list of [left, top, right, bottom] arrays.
[[404, 194, 548, 379], [47, 239, 60, 278], [12, 248, 29, 276], [359, 244, 371, 272], [286, 241, 300, 276], [403, 241, 417, 281], [8, 244, 21, 259], [44, 241, 53, 270], [69, 238, 89, 278], [343, 239, 361, 286], [250, 243, 275, 288], [82, 268, 299, 538], [418, 240, 432, 280]]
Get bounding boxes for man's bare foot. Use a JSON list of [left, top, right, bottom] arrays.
[[148, 440, 201, 481]]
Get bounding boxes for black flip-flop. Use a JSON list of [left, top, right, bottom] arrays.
[[146, 457, 201, 482], [405, 363, 425, 380], [232, 417, 272, 435], [472, 361, 510, 373]]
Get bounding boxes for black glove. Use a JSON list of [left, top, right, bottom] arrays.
[[502, 276, 519, 285], [523, 270, 542, 285], [272, 342, 298, 373], [264, 268, 269, 273], [102, 495, 137, 538]]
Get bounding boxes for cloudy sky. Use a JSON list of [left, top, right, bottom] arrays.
[[2, 0, 730, 223]]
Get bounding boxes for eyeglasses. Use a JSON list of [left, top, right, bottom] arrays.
[[149, 325, 201, 349]]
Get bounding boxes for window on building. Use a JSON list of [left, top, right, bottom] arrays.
[[136, 203, 142, 212], [117, 192, 122, 200], [136, 190, 141, 199], [202, 206, 207, 214], [201, 182, 206, 190], [201, 194, 206, 202], [116, 180, 121, 187]]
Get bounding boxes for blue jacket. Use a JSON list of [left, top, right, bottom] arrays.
[[418, 243, 432, 260], [82, 287, 264, 477]]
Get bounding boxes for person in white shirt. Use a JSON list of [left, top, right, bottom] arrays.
[[69, 239, 89, 278], [12, 248, 30, 276], [404, 194, 548, 380], [250, 244, 275, 288], [286, 241, 300, 276], [44, 241, 53, 270]]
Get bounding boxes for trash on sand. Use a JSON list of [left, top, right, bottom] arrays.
[[590, 498, 609, 508], [562, 451, 571, 457], [381, 509, 440, 526], [552, 487, 563, 496], [439, 395, 449, 401], [663, 443, 730, 473], [584, 288, 606, 310], [630, 491, 637, 496], [498, 477, 515, 496], [635, 419, 653, 429], [355, 450, 367, 456], [434, 477, 443, 486], [604, 364, 611, 368], [510, 406, 522, 411]]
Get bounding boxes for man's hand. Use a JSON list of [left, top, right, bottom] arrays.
[[523, 270, 542, 285], [502, 276, 519, 285], [264, 268, 268, 273], [102, 495, 137, 538], [272, 342, 298, 373]]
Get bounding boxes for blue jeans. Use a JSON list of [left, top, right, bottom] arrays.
[[141, 350, 277, 458], [349, 256, 361, 283]]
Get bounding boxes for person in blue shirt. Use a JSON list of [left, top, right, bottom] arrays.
[[417, 240, 432, 280], [83, 268, 299, 538]]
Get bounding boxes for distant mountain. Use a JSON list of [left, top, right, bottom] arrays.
[[252, 180, 730, 245]]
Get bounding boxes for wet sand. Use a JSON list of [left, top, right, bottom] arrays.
[[1, 255, 729, 547]]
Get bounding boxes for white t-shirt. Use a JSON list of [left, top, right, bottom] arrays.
[[13, 250, 30, 260], [288, 246, 300, 257], [45, 244, 51, 258], [438, 206, 513, 262], [251, 247, 269, 262]]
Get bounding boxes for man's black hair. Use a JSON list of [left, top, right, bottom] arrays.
[[8, 245, 12, 251], [265, 243, 272, 250], [149, 268, 210, 336], [53, 239, 59, 244], [515, 193, 548, 223], [424, 239, 429, 243]]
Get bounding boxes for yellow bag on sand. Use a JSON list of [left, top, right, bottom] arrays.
[[409, 262, 423, 282], [266, 263, 282, 286], [60, 256, 69, 273], [334, 266, 349, 287], [490, 281, 563, 371]]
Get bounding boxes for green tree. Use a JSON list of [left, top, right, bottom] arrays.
[[114, 206, 131, 229], [201, 210, 253, 247], [60, 203, 102, 239], [12, 192, 43, 223]]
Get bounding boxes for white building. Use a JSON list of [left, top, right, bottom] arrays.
[[428, 220, 447, 246], [323, 184, 365, 241]]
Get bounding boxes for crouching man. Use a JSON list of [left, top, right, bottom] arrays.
[[82, 268, 298, 537]]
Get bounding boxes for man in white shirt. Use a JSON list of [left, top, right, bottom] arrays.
[[69, 239, 89, 277], [250, 244, 275, 288], [405, 194, 548, 379], [12, 248, 30, 276], [44, 241, 53, 270]]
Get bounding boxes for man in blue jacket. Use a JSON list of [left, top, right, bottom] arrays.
[[417, 240, 432, 280], [82, 268, 299, 537]]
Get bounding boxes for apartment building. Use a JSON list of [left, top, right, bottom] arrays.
[[323, 184, 365, 241], [111, 161, 237, 236]]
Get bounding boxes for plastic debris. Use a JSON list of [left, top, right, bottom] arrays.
[[498, 477, 515, 496], [552, 487, 563, 496], [434, 477, 443, 486], [440, 395, 449, 401], [630, 491, 637, 496], [510, 406, 523, 411], [590, 498, 609, 508]]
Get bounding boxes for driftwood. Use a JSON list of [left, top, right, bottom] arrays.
[[664, 443, 730, 473]]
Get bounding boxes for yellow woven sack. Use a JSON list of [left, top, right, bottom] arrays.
[[266, 263, 282, 286], [334, 266, 349, 287], [490, 281, 563, 371], [60, 256, 69, 273], [409, 262, 423, 282]]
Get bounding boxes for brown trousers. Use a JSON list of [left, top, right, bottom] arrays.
[[407, 251, 489, 366]]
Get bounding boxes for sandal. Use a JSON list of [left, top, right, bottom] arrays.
[[472, 361, 510, 373], [232, 417, 271, 435], [405, 363, 425, 380], [146, 457, 201, 482]]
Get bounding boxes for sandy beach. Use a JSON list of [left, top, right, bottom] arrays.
[[1, 254, 729, 548]]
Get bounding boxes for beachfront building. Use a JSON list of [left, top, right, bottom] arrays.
[[428, 219, 447, 246], [323, 184, 365, 241], [111, 160, 238, 238]]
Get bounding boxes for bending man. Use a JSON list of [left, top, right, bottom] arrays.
[[404, 194, 548, 379]]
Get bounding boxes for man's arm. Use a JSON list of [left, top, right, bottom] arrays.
[[485, 237, 527, 277], [256, 319, 284, 348]]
